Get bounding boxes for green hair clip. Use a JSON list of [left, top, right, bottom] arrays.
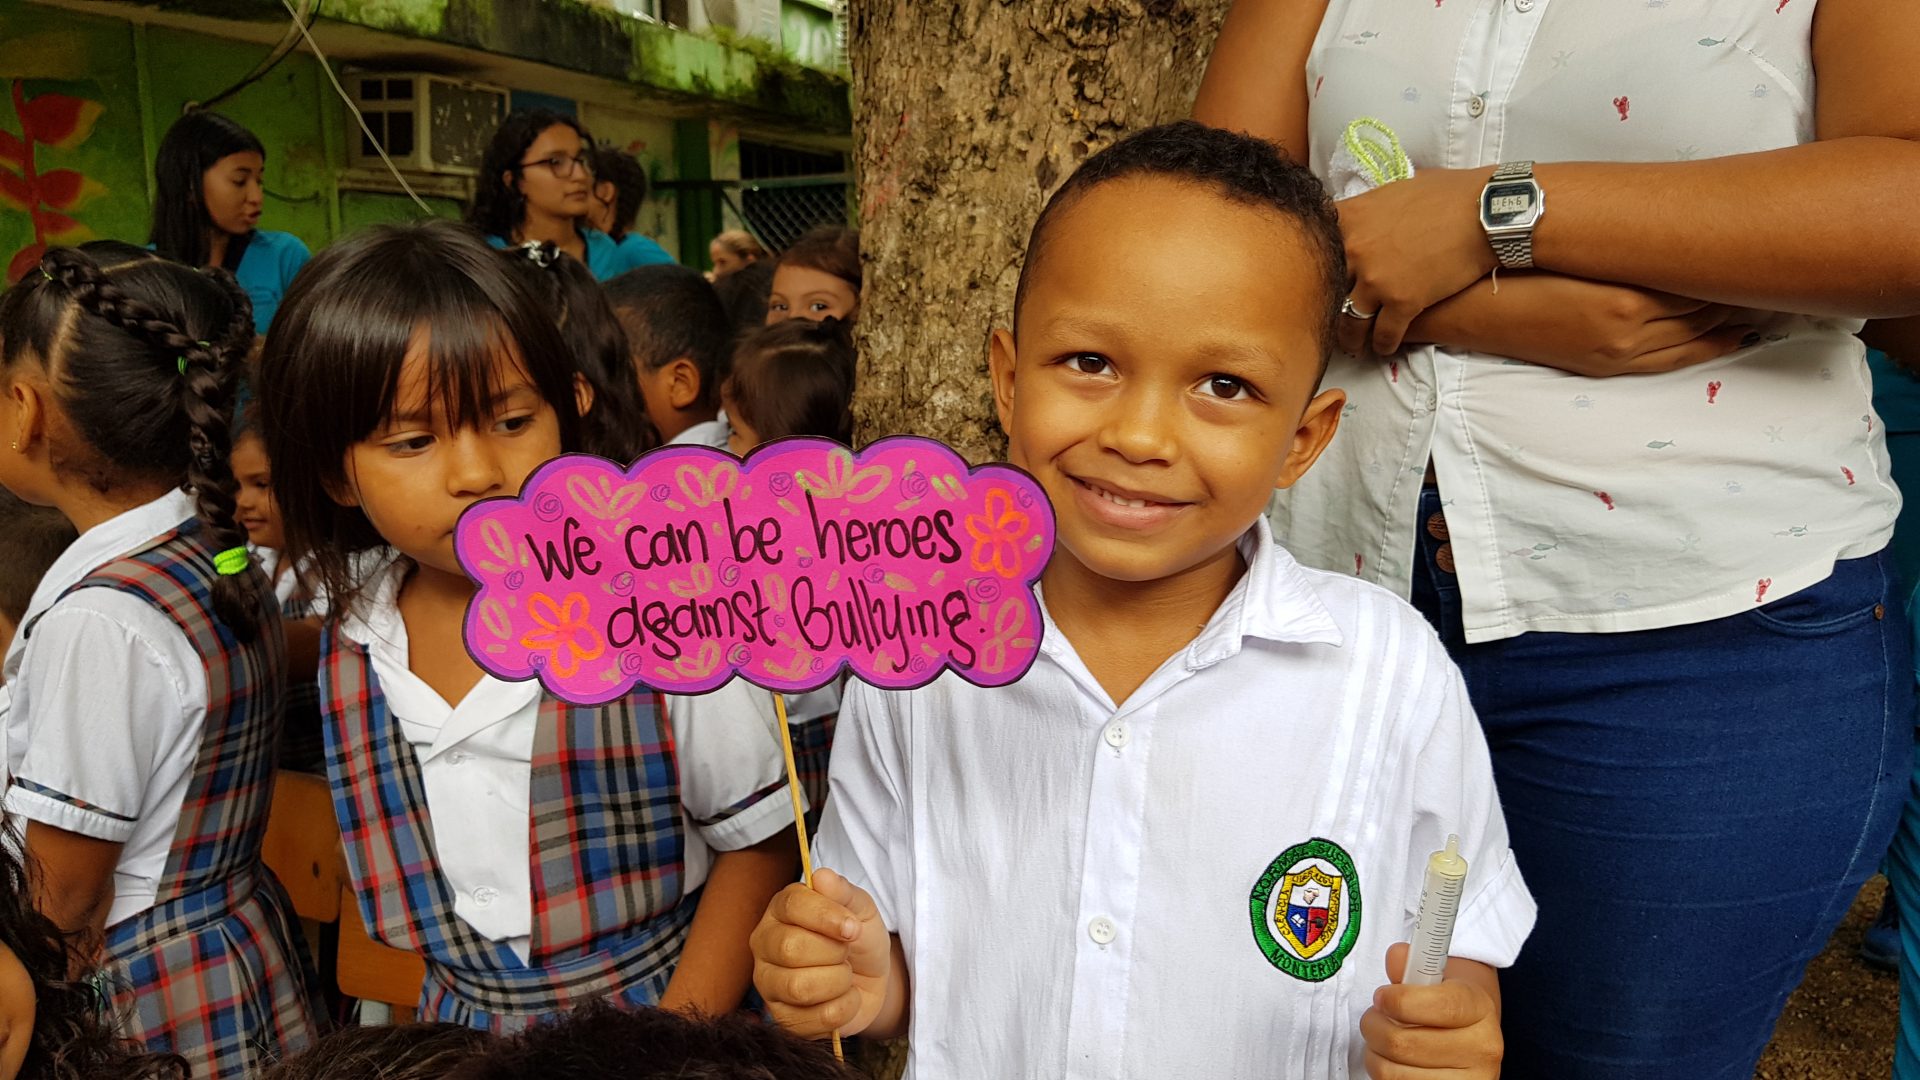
[[176, 342, 210, 376], [212, 546, 250, 576]]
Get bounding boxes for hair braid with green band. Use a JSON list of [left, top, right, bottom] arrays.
[[177, 341, 209, 376], [212, 546, 251, 576]]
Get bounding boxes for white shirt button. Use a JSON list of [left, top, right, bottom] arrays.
[[472, 886, 498, 906], [448, 750, 470, 765], [1103, 721, 1131, 750], [1467, 94, 1487, 118], [1087, 916, 1118, 945], [1515, 0, 1535, 12]]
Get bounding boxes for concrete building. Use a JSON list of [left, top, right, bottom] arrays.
[[0, 0, 853, 281]]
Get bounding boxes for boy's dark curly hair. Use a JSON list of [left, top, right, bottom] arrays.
[[444, 1001, 861, 1080], [1014, 119, 1348, 360]]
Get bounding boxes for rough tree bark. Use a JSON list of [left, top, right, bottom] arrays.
[[848, 0, 1233, 462]]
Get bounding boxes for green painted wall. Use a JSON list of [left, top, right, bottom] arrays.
[[0, 4, 340, 280], [2, 1, 844, 283], [1, 5, 158, 279]]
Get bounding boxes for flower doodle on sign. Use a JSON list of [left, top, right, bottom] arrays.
[[965, 489, 1033, 579], [519, 592, 606, 678], [456, 438, 1057, 704], [796, 447, 892, 503]]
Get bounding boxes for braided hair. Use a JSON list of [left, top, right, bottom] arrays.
[[0, 241, 265, 642]]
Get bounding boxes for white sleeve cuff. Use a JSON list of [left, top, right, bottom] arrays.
[[695, 779, 805, 853], [1446, 849, 1537, 970], [5, 782, 139, 843]]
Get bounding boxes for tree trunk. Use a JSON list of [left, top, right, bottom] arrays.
[[848, 0, 1232, 462]]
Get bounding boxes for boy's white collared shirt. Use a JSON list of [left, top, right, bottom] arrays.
[[815, 521, 1536, 1080]]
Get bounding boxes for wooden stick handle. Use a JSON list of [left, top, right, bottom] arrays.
[[771, 693, 846, 1061]]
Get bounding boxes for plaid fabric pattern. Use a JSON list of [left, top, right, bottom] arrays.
[[67, 521, 321, 1079], [790, 713, 836, 832], [321, 630, 697, 1030], [277, 592, 326, 774]]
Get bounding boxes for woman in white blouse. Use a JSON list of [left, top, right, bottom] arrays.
[[1199, 2, 1920, 1077]]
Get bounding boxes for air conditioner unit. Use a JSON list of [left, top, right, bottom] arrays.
[[700, 0, 780, 40], [346, 73, 507, 176]]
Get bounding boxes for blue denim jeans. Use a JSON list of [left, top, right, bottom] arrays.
[[1410, 488, 1911, 1080], [1886, 581, 1920, 1079]]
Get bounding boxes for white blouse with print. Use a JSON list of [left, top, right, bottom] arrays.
[[1271, 0, 1899, 642]]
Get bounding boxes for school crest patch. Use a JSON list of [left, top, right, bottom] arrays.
[[1250, 837, 1361, 981]]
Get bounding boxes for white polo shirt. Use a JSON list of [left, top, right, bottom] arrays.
[[815, 521, 1535, 1080], [3, 489, 207, 929], [340, 555, 799, 965]]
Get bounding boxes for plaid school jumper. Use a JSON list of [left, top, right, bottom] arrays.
[[32, 522, 323, 1079], [276, 588, 326, 774], [321, 629, 697, 1031]]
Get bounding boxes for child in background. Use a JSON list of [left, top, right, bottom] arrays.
[[720, 317, 857, 825], [443, 1000, 860, 1080], [257, 221, 798, 1030], [714, 261, 775, 337], [0, 492, 76, 666], [0, 243, 319, 1078], [767, 226, 861, 325], [504, 242, 657, 464], [722, 317, 855, 457], [750, 122, 1534, 1079], [230, 378, 326, 773], [708, 229, 768, 279], [586, 146, 675, 270], [603, 265, 734, 448]]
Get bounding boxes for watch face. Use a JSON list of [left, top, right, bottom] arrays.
[[1481, 181, 1539, 228]]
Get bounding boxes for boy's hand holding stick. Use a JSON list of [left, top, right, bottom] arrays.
[[751, 868, 904, 1041]]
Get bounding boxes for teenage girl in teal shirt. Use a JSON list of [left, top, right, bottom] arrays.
[[469, 109, 670, 282], [148, 112, 309, 334]]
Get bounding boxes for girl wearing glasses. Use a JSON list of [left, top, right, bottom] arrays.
[[468, 109, 666, 282]]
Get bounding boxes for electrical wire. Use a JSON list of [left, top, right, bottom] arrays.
[[187, 0, 315, 112], [278, 0, 434, 214]]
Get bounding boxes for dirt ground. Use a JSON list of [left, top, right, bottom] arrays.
[[1758, 877, 1897, 1080], [849, 879, 1901, 1080]]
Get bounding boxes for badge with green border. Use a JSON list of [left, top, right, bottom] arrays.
[[1249, 837, 1362, 981]]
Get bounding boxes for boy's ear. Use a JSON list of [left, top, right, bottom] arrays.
[[667, 357, 701, 411], [988, 329, 1018, 435], [573, 373, 596, 418], [1274, 387, 1346, 492]]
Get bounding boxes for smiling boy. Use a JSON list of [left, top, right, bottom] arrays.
[[750, 122, 1534, 1079]]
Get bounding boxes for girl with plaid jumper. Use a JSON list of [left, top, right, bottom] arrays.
[[256, 221, 799, 1031], [0, 242, 321, 1079]]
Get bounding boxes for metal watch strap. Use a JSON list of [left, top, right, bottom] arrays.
[[1489, 160, 1537, 269], [1492, 235, 1534, 268], [1491, 160, 1534, 182]]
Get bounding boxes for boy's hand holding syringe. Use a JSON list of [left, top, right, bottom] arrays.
[[1361, 835, 1505, 1080]]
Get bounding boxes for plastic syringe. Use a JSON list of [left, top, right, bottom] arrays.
[[1404, 834, 1468, 987]]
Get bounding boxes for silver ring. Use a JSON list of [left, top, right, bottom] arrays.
[[1340, 297, 1379, 321]]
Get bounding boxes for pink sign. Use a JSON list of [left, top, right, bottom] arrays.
[[455, 437, 1055, 705]]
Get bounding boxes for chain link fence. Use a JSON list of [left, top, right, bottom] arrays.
[[723, 174, 852, 252]]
